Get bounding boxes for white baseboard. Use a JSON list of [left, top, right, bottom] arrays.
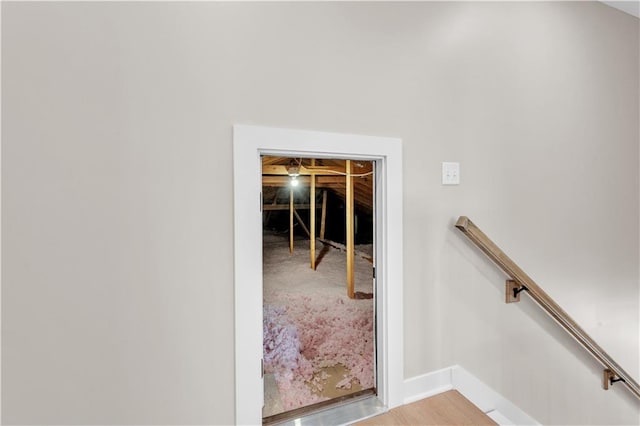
[[403, 366, 454, 404], [403, 365, 540, 426]]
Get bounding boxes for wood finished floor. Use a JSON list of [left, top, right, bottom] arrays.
[[355, 390, 498, 426]]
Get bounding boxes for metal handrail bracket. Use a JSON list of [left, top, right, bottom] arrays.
[[455, 216, 640, 399]]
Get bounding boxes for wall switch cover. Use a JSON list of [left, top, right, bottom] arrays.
[[442, 162, 460, 185]]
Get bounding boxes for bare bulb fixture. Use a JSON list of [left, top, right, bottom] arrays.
[[287, 161, 301, 187], [286, 164, 300, 177]]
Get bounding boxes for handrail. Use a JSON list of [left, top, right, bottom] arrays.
[[455, 216, 640, 399]]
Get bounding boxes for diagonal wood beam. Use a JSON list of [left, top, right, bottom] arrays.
[[293, 209, 311, 238], [320, 190, 327, 240]]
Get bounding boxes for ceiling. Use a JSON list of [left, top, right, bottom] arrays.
[[600, 1, 640, 18]]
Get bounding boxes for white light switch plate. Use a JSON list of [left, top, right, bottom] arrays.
[[442, 162, 460, 185]]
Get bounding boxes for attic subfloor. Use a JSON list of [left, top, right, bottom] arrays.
[[262, 231, 375, 418]]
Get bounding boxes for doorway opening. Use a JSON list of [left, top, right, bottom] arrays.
[[261, 156, 376, 423], [233, 125, 403, 426]]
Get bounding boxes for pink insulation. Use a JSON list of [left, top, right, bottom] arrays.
[[262, 234, 375, 412], [263, 291, 374, 411]]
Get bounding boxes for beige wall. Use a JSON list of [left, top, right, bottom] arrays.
[[2, 2, 638, 425]]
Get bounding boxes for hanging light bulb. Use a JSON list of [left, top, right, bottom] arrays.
[[287, 161, 300, 187], [286, 163, 300, 177]]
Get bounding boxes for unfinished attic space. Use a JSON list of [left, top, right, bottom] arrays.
[[261, 156, 376, 421]]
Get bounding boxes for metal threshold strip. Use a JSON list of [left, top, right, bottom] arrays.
[[263, 389, 385, 426], [455, 216, 640, 400]]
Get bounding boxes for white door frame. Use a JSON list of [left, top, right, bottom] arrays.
[[233, 125, 403, 425]]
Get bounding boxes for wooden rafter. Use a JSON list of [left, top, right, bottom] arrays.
[[262, 164, 350, 176]]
